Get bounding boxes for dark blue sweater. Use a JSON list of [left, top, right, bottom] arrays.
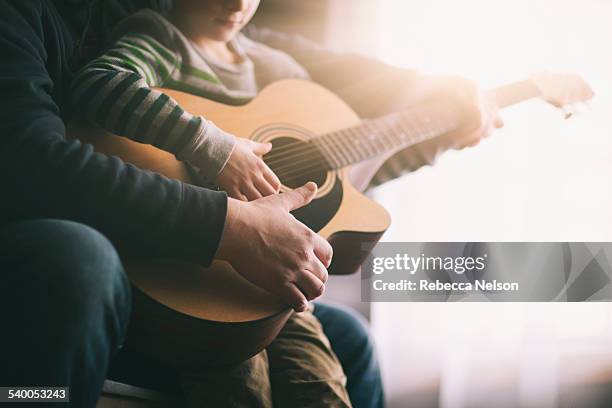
[[0, 0, 227, 264]]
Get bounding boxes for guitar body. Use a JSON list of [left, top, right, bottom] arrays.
[[69, 79, 390, 368]]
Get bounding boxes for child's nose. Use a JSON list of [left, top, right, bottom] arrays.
[[222, 0, 249, 13]]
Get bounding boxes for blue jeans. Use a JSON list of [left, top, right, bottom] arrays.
[[0, 219, 384, 408], [313, 303, 385, 408]]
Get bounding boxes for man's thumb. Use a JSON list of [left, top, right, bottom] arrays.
[[277, 182, 317, 211]]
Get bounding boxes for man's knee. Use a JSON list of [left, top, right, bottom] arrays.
[[0, 219, 131, 338]]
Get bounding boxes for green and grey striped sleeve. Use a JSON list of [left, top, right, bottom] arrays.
[[71, 33, 235, 178]]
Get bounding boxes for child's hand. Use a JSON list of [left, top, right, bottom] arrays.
[[217, 138, 282, 201]]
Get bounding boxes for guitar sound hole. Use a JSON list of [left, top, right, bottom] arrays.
[[264, 137, 328, 189]]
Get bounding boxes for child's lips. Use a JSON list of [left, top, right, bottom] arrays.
[[215, 18, 243, 27]]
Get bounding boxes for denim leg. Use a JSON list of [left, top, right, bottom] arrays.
[[313, 302, 385, 408], [0, 219, 131, 408]]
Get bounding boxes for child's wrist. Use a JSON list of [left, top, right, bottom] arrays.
[[189, 121, 237, 179]]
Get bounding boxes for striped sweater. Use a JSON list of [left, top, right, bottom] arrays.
[[72, 9, 310, 180], [72, 9, 454, 189]]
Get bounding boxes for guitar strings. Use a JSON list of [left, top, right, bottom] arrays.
[[262, 100, 459, 167], [262, 130, 349, 166], [273, 121, 462, 183], [267, 123, 399, 173], [261, 110, 416, 164], [264, 102, 463, 182], [260, 105, 428, 163], [272, 105, 459, 164], [264, 142, 322, 167], [269, 108, 462, 182]]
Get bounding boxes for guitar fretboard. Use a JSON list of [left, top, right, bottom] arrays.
[[310, 79, 541, 170], [312, 103, 461, 170]]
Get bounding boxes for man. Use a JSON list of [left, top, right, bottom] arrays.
[[0, 1, 500, 407]]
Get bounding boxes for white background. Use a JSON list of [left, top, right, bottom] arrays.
[[369, 1, 612, 406]]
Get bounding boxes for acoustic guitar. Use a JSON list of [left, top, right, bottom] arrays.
[[68, 73, 593, 368]]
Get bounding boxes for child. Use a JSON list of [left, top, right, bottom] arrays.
[[72, 1, 351, 406]]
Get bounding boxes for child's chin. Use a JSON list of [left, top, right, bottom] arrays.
[[209, 27, 241, 42]]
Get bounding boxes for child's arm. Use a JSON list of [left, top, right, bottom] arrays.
[[72, 34, 279, 199], [71, 33, 234, 180]]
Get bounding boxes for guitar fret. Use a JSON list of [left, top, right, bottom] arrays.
[[396, 114, 416, 144], [390, 114, 409, 145], [358, 120, 381, 158], [336, 129, 361, 164], [349, 132, 368, 161], [399, 110, 424, 145], [315, 135, 341, 169], [372, 116, 393, 152], [327, 131, 352, 168], [356, 126, 378, 161], [379, 115, 404, 151], [370, 119, 392, 154]]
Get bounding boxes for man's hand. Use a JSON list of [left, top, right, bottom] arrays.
[[217, 138, 281, 201], [216, 182, 332, 312], [421, 76, 504, 149]]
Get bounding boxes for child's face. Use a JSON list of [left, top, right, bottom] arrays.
[[174, 0, 260, 42]]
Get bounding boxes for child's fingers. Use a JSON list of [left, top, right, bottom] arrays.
[[228, 187, 248, 202], [254, 176, 277, 197], [262, 165, 281, 192], [242, 184, 263, 201], [252, 141, 273, 155]]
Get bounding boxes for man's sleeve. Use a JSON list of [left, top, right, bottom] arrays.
[[244, 25, 425, 119], [0, 1, 227, 265]]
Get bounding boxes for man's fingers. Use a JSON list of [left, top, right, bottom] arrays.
[[472, 121, 494, 145], [242, 184, 262, 201], [254, 176, 277, 197], [456, 79, 478, 106], [306, 253, 329, 284], [228, 187, 248, 202], [274, 182, 317, 212], [486, 100, 504, 129], [280, 282, 308, 312], [313, 237, 333, 269], [493, 114, 504, 128], [463, 105, 483, 135], [295, 268, 326, 300], [233, 189, 248, 201], [458, 97, 501, 147]]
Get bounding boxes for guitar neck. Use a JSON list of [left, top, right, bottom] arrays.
[[312, 79, 542, 170], [489, 79, 541, 108]]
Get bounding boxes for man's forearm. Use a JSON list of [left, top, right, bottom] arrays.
[[2, 120, 229, 264], [244, 25, 424, 119]]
